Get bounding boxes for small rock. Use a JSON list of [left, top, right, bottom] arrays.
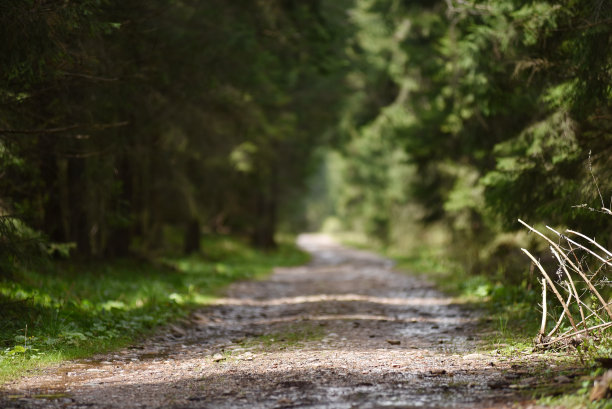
[[277, 397, 293, 405], [212, 353, 225, 362], [191, 312, 209, 323], [169, 324, 186, 337], [487, 380, 509, 389], [387, 339, 401, 345], [504, 373, 520, 380], [519, 377, 538, 386], [554, 375, 572, 384]]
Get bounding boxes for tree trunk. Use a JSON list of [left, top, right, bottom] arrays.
[[39, 147, 64, 244], [251, 179, 278, 249], [67, 157, 90, 256], [184, 218, 201, 255], [106, 157, 132, 257]]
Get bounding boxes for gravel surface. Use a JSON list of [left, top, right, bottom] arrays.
[[1, 234, 552, 408]]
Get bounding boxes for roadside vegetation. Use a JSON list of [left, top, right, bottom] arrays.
[[332, 228, 611, 408], [300, 1, 611, 405], [0, 235, 308, 383], [1, 0, 610, 405]]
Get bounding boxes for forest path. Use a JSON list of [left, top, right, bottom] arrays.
[[4, 234, 540, 408]]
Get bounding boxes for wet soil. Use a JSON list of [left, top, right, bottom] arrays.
[[1, 235, 569, 408]]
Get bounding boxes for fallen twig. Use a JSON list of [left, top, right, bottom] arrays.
[[539, 322, 612, 347]]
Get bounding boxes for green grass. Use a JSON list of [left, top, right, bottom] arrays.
[[389, 247, 544, 349], [239, 323, 326, 351], [533, 365, 612, 409], [358, 239, 612, 408], [0, 235, 309, 383]]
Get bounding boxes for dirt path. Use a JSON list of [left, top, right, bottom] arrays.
[[3, 234, 549, 408]]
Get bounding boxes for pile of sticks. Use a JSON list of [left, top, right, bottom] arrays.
[[519, 219, 612, 347]]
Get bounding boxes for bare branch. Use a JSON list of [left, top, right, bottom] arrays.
[[60, 71, 119, 82], [0, 121, 129, 136], [547, 285, 573, 338], [539, 322, 612, 347], [540, 277, 547, 336], [0, 124, 80, 134], [588, 150, 605, 209], [551, 247, 588, 333], [518, 219, 612, 320], [521, 248, 578, 332], [566, 229, 612, 259], [547, 225, 612, 267]]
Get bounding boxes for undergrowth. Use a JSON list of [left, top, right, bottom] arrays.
[[0, 235, 309, 383], [336, 232, 611, 408], [392, 245, 610, 358], [390, 247, 540, 348]]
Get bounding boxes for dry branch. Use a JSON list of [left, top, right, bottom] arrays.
[[539, 322, 612, 347], [518, 219, 612, 320], [519, 219, 612, 347], [521, 248, 578, 332], [540, 277, 547, 337], [547, 226, 612, 267]]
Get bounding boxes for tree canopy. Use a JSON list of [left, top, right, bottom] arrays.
[[317, 0, 612, 278], [1, 0, 611, 280], [0, 0, 352, 264]]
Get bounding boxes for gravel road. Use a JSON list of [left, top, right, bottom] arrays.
[[2, 234, 547, 408]]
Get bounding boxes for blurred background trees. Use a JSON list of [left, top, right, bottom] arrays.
[[0, 0, 351, 266], [312, 0, 612, 282], [1, 0, 611, 284]]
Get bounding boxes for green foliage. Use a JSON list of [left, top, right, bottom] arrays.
[[0, 235, 308, 382], [321, 0, 612, 285], [0, 0, 353, 260]]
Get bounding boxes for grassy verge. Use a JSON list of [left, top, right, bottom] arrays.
[[335, 232, 611, 408], [391, 248, 541, 349], [0, 235, 309, 383], [330, 232, 541, 348]]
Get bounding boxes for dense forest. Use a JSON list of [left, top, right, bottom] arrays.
[[1, 1, 612, 403], [308, 0, 612, 279], [0, 0, 352, 262], [1, 0, 611, 326], [2, 0, 611, 268]]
